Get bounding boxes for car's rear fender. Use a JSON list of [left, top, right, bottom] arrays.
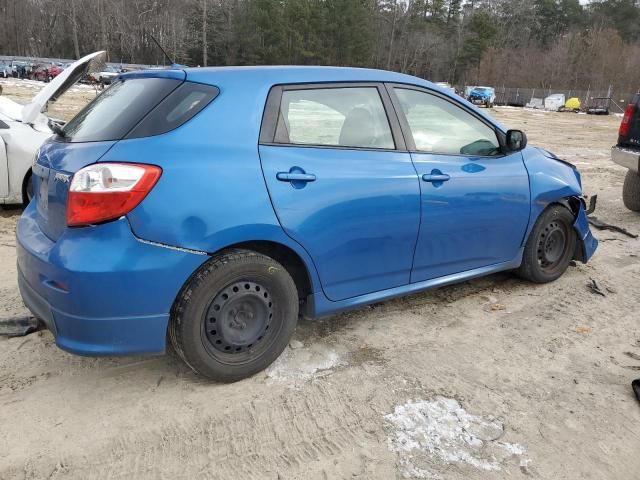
[[98, 75, 324, 301]]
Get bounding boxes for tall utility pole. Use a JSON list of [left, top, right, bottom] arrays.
[[202, 0, 207, 66]]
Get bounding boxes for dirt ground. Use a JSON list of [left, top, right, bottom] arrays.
[[1, 80, 639, 480]]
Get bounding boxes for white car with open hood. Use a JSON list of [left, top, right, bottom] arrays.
[[0, 51, 105, 205]]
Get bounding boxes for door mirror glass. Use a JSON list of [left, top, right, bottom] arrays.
[[506, 129, 527, 151]]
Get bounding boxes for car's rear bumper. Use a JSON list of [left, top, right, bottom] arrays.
[[16, 203, 207, 356], [611, 145, 640, 172]]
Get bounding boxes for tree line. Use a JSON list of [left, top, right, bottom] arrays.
[[1, 0, 639, 92]]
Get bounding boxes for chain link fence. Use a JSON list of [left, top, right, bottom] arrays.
[[492, 86, 640, 114]]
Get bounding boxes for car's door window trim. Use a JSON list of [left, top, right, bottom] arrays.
[[259, 82, 407, 151], [385, 82, 507, 157]]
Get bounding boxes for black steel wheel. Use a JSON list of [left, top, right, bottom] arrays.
[[169, 249, 298, 382], [203, 280, 274, 357], [518, 205, 577, 283], [536, 219, 568, 274]]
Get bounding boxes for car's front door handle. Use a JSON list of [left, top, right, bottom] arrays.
[[422, 173, 450, 183], [276, 172, 316, 182]]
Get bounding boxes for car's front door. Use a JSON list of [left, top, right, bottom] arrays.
[[388, 85, 530, 283], [259, 84, 421, 301]]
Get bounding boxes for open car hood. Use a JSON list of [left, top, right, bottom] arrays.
[[21, 50, 106, 125]]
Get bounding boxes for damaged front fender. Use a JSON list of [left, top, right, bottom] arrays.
[[521, 146, 598, 263]]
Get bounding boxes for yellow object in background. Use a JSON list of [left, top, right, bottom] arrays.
[[565, 97, 581, 110]]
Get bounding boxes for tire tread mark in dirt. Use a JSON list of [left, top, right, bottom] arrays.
[[79, 382, 379, 480]]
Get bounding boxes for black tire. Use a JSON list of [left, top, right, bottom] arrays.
[[23, 173, 33, 206], [169, 249, 298, 382], [623, 170, 640, 212], [517, 205, 577, 283]]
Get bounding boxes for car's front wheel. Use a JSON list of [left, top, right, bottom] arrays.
[[517, 205, 577, 283], [169, 249, 299, 382]]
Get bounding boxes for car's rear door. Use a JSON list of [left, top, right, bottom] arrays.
[[259, 83, 420, 301], [387, 85, 530, 282]]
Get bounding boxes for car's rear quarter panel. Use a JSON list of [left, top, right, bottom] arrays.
[[116, 74, 324, 294]]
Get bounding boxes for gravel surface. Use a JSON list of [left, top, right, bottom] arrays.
[[0, 82, 639, 479]]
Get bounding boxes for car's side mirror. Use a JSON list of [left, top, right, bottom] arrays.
[[506, 129, 527, 152]]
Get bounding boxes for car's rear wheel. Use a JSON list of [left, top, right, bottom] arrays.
[[517, 205, 577, 283], [169, 249, 298, 382], [622, 170, 640, 212]]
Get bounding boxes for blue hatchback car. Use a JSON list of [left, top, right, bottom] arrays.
[[17, 66, 598, 381]]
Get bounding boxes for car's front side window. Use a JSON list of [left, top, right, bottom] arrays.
[[274, 87, 395, 150], [394, 88, 501, 156]]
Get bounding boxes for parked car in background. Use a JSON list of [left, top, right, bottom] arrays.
[[11, 61, 29, 79], [16, 66, 598, 382], [88, 65, 121, 86], [0, 52, 104, 205], [31, 64, 63, 82], [612, 95, 640, 211], [0, 62, 10, 78], [467, 86, 496, 108]]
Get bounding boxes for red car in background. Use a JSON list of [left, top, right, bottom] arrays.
[[31, 64, 63, 82]]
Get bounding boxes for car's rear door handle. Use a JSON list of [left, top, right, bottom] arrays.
[[276, 172, 316, 182], [422, 173, 450, 182]]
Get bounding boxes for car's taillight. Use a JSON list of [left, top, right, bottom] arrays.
[[67, 163, 161, 226], [619, 103, 637, 138]]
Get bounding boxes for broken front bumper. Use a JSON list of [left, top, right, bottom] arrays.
[[574, 199, 598, 263]]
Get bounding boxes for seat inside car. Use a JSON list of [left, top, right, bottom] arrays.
[[339, 107, 376, 147]]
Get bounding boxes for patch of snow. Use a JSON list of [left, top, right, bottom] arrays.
[[0, 78, 44, 90], [385, 397, 527, 477], [266, 343, 345, 385]]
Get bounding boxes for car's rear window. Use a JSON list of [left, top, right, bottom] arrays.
[[126, 82, 219, 139], [62, 77, 182, 142]]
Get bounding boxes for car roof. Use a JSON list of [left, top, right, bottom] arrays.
[[182, 65, 435, 89], [121, 65, 505, 131]]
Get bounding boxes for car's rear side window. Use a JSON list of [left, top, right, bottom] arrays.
[[62, 77, 182, 142], [273, 87, 395, 150], [126, 82, 218, 139]]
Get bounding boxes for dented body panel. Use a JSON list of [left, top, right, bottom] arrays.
[[521, 146, 597, 261]]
